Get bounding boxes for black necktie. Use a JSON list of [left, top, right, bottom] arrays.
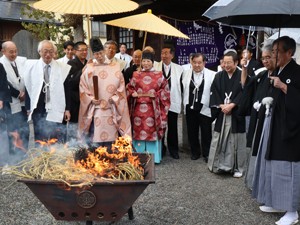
[[11, 62, 19, 78]]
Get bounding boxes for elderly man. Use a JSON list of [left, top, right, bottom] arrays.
[[0, 41, 29, 152], [24, 40, 71, 142], [239, 41, 275, 189], [154, 41, 183, 159], [251, 36, 300, 225], [78, 38, 131, 147], [123, 49, 142, 85], [104, 40, 126, 72]]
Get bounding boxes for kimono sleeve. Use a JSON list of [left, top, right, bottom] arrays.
[[209, 73, 222, 119], [283, 75, 300, 140]]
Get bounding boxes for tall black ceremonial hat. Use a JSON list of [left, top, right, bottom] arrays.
[[90, 37, 104, 53], [142, 50, 154, 62]]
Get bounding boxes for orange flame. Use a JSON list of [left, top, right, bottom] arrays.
[[75, 136, 144, 179], [9, 131, 27, 153], [35, 138, 58, 147]]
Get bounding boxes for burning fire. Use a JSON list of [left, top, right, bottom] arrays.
[[75, 136, 145, 180], [3, 136, 148, 186], [9, 131, 27, 153], [35, 138, 58, 147], [35, 138, 59, 153]]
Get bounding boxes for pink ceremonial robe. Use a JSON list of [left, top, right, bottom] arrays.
[[78, 61, 131, 143]]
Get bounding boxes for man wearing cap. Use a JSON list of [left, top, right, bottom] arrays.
[[154, 41, 183, 159], [78, 37, 131, 147]]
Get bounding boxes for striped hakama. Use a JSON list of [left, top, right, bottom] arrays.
[[252, 110, 300, 211], [208, 115, 247, 174]]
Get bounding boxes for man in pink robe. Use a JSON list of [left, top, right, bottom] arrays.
[[78, 38, 131, 146]]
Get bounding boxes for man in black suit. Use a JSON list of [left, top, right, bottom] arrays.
[[0, 63, 11, 126], [65, 41, 88, 141], [0, 63, 12, 165], [123, 49, 142, 85]]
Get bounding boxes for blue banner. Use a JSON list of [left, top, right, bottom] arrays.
[[175, 21, 257, 69]]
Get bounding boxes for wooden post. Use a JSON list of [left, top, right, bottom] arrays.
[[93, 76, 99, 100]]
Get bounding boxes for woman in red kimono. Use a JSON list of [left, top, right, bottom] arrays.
[[127, 51, 170, 163]]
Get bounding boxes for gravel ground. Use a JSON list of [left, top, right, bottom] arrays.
[[0, 152, 281, 225], [0, 115, 282, 225]]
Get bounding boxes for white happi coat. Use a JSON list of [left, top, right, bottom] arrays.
[[114, 52, 132, 70], [182, 67, 216, 117], [154, 61, 183, 114], [0, 55, 27, 114], [23, 58, 71, 123]]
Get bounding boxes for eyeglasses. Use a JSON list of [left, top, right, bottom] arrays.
[[41, 49, 54, 54], [261, 56, 271, 61], [77, 48, 88, 52]]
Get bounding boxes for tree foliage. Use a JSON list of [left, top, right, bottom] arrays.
[[21, 4, 75, 57]]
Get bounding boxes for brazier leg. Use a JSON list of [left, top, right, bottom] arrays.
[[128, 206, 134, 220]]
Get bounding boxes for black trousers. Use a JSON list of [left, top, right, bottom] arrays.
[[163, 111, 179, 155], [186, 107, 213, 158], [7, 107, 29, 153], [32, 111, 65, 145]]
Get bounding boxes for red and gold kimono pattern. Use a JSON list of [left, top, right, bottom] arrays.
[[127, 70, 170, 141], [78, 61, 131, 143]]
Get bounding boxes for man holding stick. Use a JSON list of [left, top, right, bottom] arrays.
[[78, 38, 131, 147]]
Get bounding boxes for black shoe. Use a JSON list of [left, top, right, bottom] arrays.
[[170, 153, 179, 159], [203, 157, 208, 163], [191, 155, 200, 160]]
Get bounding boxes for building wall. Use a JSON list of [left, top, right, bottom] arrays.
[[0, 21, 23, 46]]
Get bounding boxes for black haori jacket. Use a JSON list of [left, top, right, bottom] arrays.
[[210, 69, 245, 133], [0, 63, 12, 113], [238, 69, 273, 155], [266, 59, 300, 162]]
